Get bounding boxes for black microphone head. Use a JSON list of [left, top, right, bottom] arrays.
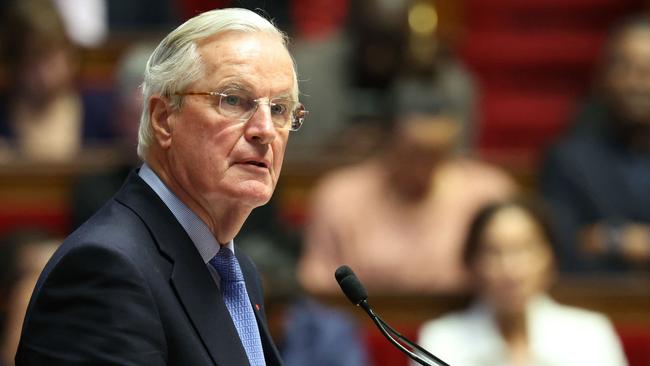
[[335, 265, 368, 305], [335, 265, 354, 283]]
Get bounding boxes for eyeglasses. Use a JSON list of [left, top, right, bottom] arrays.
[[175, 89, 307, 131]]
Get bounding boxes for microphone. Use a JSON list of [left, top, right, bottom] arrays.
[[335, 265, 450, 366], [335, 265, 367, 306]]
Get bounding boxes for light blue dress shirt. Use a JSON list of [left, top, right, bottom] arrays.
[[138, 163, 233, 286]]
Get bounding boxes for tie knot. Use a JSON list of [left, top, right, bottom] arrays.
[[209, 247, 243, 284]]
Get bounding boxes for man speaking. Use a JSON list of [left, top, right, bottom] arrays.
[[16, 8, 306, 366]]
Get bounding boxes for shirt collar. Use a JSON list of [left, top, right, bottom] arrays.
[[138, 163, 234, 263]]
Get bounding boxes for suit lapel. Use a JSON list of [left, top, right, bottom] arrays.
[[115, 172, 250, 366]]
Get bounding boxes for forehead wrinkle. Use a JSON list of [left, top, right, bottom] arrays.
[[197, 33, 296, 98], [200, 63, 295, 98], [213, 76, 294, 99]]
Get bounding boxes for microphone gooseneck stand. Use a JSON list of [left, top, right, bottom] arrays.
[[358, 298, 449, 366], [335, 265, 450, 366]]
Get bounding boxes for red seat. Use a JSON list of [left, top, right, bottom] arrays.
[[617, 326, 650, 366], [477, 89, 578, 155], [0, 204, 69, 237], [363, 325, 416, 366], [462, 30, 604, 70], [457, 0, 645, 167]]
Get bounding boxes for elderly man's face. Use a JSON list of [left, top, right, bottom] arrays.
[[165, 31, 295, 211]]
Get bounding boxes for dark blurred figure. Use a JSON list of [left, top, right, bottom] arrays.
[[0, 230, 60, 366], [352, 0, 475, 138], [0, 0, 112, 161], [70, 43, 153, 229], [416, 199, 627, 366], [541, 17, 650, 271], [108, 0, 175, 31], [298, 97, 516, 294], [392, 44, 477, 152], [237, 202, 369, 366], [283, 0, 350, 158]]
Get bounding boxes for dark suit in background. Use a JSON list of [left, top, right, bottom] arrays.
[[541, 100, 650, 271]]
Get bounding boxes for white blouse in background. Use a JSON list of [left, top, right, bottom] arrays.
[[416, 296, 628, 366]]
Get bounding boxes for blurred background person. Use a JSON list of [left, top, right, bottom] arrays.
[[285, 0, 350, 158], [298, 93, 516, 295], [416, 199, 628, 366], [69, 42, 155, 230], [541, 17, 650, 272], [391, 0, 477, 152], [391, 45, 477, 153], [0, 230, 60, 366], [286, 0, 476, 159], [0, 0, 112, 162]]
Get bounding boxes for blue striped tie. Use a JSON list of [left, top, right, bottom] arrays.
[[209, 248, 266, 365]]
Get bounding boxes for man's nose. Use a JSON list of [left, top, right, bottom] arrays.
[[244, 102, 276, 144]]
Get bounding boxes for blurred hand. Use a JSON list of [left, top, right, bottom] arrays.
[[579, 223, 607, 255], [580, 223, 650, 265], [620, 223, 650, 264]]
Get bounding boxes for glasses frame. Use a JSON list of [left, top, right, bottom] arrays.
[[174, 90, 307, 131]]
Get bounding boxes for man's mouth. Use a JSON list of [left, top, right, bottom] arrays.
[[243, 160, 268, 168]]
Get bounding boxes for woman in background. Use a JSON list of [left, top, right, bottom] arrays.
[[416, 199, 628, 366], [0, 0, 112, 161]]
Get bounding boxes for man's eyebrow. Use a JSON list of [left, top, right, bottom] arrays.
[[217, 81, 294, 99], [272, 92, 293, 100], [217, 82, 250, 92]]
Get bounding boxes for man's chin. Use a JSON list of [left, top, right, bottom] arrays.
[[235, 182, 274, 207]]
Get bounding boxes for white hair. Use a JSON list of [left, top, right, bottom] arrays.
[[137, 8, 298, 159]]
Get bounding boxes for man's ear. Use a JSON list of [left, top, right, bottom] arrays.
[[149, 95, 174, 149]]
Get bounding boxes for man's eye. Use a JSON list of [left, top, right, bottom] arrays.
[[223, 94, 241, 106], [270, 103, 288, 115]]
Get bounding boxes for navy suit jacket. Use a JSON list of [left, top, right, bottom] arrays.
[[16, 172, 283, 365]]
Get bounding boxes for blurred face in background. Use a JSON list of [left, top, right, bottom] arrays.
[[17, 37, 77, 105], [6, 0, 78, 105], [387, 114, 460, 200], [471, 206, 554, 316], [605, 27, 650, 126]]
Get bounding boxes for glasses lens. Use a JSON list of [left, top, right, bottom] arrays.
[[290, 104, 307, 131], [217, 90, 305, 131], [269, 98, 294, 128], [219, 90, 255, 120]]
